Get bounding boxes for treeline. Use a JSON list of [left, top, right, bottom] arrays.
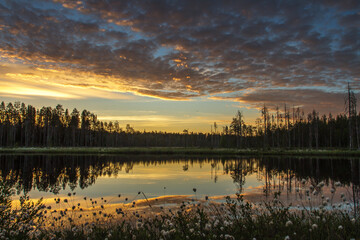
[[0, 96, 359, 149], [0, 101, 221, 148]]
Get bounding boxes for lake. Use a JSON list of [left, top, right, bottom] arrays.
[[1, 154, 359, 209]]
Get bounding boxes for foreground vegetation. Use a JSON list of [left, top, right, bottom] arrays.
[[1, 179, 360, 240]]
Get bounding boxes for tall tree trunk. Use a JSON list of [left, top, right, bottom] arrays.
[[348, 83, 353, 149]]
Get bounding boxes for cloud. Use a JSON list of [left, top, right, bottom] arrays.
[[0, 0, 359, 113], [213, 88, 347, 114], [0, 64, 135, 100]]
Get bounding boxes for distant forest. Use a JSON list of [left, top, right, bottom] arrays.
[[0, 86, 359, 149]]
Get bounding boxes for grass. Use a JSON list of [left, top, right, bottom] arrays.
[[1, 146, 360, 156], [1, 179, 360, 240]]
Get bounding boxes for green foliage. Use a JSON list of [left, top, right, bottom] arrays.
[[1, 100, 360, 149], [1, 179, 360, 239], [0, 180, 45, 239]]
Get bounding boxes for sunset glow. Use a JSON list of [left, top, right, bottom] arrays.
[[0, 0, 359, 132]]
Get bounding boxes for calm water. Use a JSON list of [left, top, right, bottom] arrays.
[[1, 154, 360, 207]]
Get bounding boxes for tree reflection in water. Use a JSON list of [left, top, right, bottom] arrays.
[[0, 155, 359, 207]]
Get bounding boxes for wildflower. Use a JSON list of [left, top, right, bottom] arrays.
[[205, 223, 211, 231], [224, 234, 235, 240], [284, 236, 290, 240], [335, 181, 341, 187], [351, 218, 355, 223], [285, 220, 293, 227], [312, 224, 318, 229], [136, 222, 142, 229], [317, 181, 325, 188], [338, 225, 343, 230]]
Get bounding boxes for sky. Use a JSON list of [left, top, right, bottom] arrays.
[[0, 0, 359, 132]]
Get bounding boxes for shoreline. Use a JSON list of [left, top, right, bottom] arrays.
[[1, 147, 360, 156]]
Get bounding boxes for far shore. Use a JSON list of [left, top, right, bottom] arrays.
[[1, 147, 360, 156]]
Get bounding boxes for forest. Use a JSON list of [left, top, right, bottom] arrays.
[[0, 86, 359, 149]]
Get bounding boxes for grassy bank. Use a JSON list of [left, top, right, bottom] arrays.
[[0, 147, 360, 156], [1, 179, 360, 240]]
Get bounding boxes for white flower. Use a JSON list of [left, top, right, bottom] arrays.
[[224, 234, 235, 240], [317, 181, 325, 187], [284, 236, 290, 240], [338, 225, 343, 230], [312, 224, 318, 229], [285, 220, 293, 227], [335, 181, 341, 187], [161, 230, 168, 236], [205, 223, 211, 231]]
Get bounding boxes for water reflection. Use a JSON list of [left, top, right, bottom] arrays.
[[0, 155, 359, 204]]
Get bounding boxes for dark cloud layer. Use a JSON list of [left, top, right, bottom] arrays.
[[0, 0, 359, 112]]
